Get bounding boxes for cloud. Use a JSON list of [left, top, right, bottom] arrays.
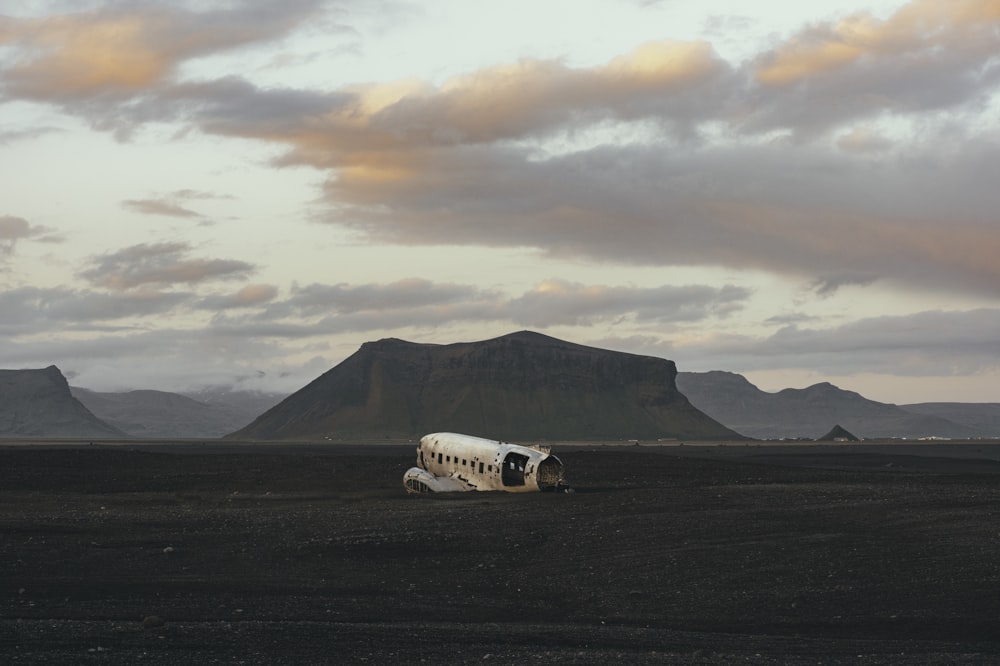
[[123, 198, 202, 219], [5, 273, 751, 343], [318, 137, 1000, 297], [506, 279, 751, 327], [0, 216, 32, 255], [154, 39, 731, 171], [136, 3, 993, 300], [0, 281, 272, 337], [4, 0, 1000, 303], [0, 326, 329, 393], [6, 274, 999, 395], [209, 277, 752, 338], [197, 284, 279, 310], [80, 242, 255, 290], [756, 1, 1000, 87], [0, 1, 325, 102], [369, 40, 730, 146], [809, 274, 879, 297], [746, 0, 1000, 133], [0, 126, 63, 144], [836, 127, 895, 154], [0, 285, 192, 333], [285, 279, 491, 315], [653, 307, 1000, 378], [0, 215, 62, 256], [219, 278, 508, 334], [120, 188, 232, 219]]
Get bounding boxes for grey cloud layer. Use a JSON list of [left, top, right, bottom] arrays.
[[3, 274, 750, 338], [79, 242, 255, 290], [5, 274, 998, 387], [677, 308, 1000, 378], [0, 286, 191, 331], [505, 280, 750, 327], [3, 271, 761, 390], [123, 199, 202, 219]]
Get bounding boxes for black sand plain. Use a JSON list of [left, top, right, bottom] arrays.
[[2, 439, 1000, 664]]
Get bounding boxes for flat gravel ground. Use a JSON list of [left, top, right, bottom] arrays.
[[2, 442, 999, 664]]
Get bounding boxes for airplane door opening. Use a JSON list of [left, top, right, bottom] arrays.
[[501, 452, 529, 487]]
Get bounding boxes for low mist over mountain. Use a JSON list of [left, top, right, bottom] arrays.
[[676, 371, 991, 439], [182, 387, 286, 426], [230, 331, 740, 441], [71, 388, 283, 439], [0, 366, 124, 438]]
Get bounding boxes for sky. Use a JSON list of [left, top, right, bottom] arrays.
[[1, 0, 999, 404]]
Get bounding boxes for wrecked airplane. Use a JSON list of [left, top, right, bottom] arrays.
[[403, 432, 570, 494]]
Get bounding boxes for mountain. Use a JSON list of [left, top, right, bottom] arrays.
[[71, 387, 283, 439], [901, 403, 1000, 438], [0, 366, 125, 438], [817, 424, 860, 442], [676, 371, 983, 439], [181, 387, 286, 426], [229, 331, 741, 441]]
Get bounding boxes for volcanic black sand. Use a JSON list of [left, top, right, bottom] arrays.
[[2, 440, 1000, 664]]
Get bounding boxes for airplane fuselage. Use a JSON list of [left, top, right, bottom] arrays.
[[403, 432, 567, 493]]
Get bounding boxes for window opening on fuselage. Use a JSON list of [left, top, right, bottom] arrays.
[[463, 459, 467, 465], [479, 462, 484, 473]]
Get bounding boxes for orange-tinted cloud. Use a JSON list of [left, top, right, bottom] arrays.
[[0, 2, 322, 101], [3, 14, 170, 96], [756, 0, 1000, 86], [248, 41, 732, 194]]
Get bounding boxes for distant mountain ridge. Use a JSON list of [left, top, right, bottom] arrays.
[[9, 351, 998, 442], [901, 402, 1000, 437], [70, 387, 283, 439], [676, 371, 993, 439], [0, 366, 124, 438], [230, 331, 740, 441]]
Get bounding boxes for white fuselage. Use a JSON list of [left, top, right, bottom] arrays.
[[403, 432, 566, 493]]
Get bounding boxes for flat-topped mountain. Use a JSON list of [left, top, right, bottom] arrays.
[[0, 366, 124, 438], [229, 331, 741, 441], [676, 371, 983, 439]]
